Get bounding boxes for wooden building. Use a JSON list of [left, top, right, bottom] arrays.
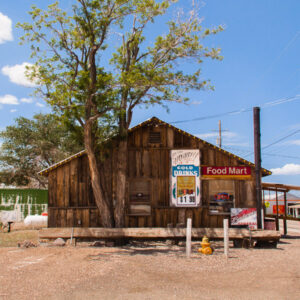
[[39, 117, 271, 228]]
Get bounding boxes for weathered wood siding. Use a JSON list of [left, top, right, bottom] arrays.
[[48, 155, 101, 227], [47, 122, 258, 228]]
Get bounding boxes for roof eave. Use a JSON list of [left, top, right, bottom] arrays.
[[38, 116, 272, 176]]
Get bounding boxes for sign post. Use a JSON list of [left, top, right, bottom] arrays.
[[223, 218, 229, 258], [186, 218, 192, 258]]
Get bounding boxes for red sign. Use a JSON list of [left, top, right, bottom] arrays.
[[202, 166, 251, 179], [231, 208, 257, 229], [273, 205, 285, 215]]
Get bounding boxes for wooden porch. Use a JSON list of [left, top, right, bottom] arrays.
[[39, 227, 280, 242]]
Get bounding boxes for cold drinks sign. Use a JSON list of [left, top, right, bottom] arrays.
[[170, 150, 201, 207]]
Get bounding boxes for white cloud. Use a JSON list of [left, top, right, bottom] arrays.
[[10, 109, 17, 113], [0, 94, 19, 105], [196, 131, 237, 140], [36, 102, 45, 107], [195, 131, 250, 150], [191, 100, 203, 105], [20, 97, 33, 103], [223, 132, 238, 138], [1, 62, 37, 87], [271, 164, 300, 175], [288, 123, 300, 130], [0, 12, 13, 44], [288, 140, 300, 146], [223, 142, 249, 147], [196, 132, 217, 139]]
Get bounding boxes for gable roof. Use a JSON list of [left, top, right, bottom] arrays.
[[38, 116, 272, 176]]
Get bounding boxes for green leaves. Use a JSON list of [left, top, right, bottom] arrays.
[[18, 0, 223, 140], [15, 0, 223, 224], [109, 1, 223, 120], [0, 114, 84, 187]]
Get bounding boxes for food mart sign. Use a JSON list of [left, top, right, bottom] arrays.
[[202, 166, 251, 179], [170, 150, 201, 207]]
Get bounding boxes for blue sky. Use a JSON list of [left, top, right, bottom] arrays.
[[0, 0, 300, 191]]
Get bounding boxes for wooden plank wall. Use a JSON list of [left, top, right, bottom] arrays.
[[126, 123, 256, 228], [48, 122, 257, 228], [48, 207, 101, 227], [125, 208, 225, 228], [48, 155, 102, 227]]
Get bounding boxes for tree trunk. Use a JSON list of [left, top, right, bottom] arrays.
[[114, 139, 128, 227], [84, 122, 113, 227]]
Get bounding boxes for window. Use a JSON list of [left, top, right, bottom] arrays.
[[208, 180, 235, 215], [148, 131, 161, 144], [128, 179, 151, 215]]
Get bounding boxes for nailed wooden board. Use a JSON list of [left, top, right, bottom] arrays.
[[39, 227, 281, 240]]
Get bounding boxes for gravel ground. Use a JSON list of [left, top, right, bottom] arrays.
[[0, 226, 299, 300]]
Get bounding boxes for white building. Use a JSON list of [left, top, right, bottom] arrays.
[[263, 192, 300, 216]]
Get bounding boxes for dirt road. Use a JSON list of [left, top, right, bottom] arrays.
[[0, 226, 300, 299]]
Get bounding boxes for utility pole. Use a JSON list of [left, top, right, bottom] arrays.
[[215, 120, 227, 148], [218, 120, 222, 148], [253, 107, 262, 229]]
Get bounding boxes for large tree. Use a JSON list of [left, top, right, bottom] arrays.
[[0, 113, 84, 188], [18, 0, 222, 227]]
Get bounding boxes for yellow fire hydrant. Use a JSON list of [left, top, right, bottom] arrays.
[[198, 236, 213, 255]]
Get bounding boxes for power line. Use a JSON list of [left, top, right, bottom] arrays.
[[223, 145, 300, 161], [168, 94, 300, 161], [223, 146, 251, 153], [254, 31, 300, 84], [262, 153, 300, 160], [170, 108, 252, 124], [243, 129, 300, 158], [170, 94, 300, 124], [262, 94, 300, 108], [262, 129, 300, 150]]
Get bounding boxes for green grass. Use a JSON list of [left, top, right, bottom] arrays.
[[0, 230, 39, 247], [0, 189, 48, 205], [0, 205, 15, 210]]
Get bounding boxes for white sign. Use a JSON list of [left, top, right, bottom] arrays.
[[231, 208, 265, 230], [170, 149, 201, 207]]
